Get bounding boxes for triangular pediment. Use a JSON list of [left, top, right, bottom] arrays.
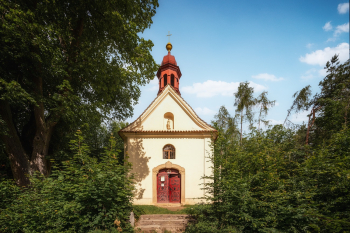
[[120, 85, 215, 133]]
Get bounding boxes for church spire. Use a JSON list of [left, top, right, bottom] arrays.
[[156, 40, 182, 95]]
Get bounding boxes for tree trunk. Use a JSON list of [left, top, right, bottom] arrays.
[[0, 73, 58, 185], [30, 74, 56, 177], [0, 99, 56, 185], [0, 100, 31, 186], [0, 15, 83, 186], [306, 107, 320, 145], [31, 118, 54, 177], [240, 112, 243, 145], [345, 101, 349, 127], [306, 113, 312, 145]]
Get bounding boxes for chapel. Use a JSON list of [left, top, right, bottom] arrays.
[[119, 42, 217, 205]]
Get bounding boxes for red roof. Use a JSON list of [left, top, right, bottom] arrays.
[[161, 52, 177, 66]]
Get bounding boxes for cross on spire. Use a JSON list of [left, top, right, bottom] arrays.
[[167, 31, 172, 42]]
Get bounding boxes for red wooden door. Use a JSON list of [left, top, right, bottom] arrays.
[[157, 171, 169, 203], [169, 174, 181, 203]]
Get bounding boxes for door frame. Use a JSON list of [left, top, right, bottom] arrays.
[[152, 161, 185, 205]]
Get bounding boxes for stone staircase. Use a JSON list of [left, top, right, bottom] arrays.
[[135, 214, 192, 233]]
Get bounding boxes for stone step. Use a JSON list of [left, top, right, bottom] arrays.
[[134, 225, 186, 233], [139, 214, 188, 220], [135, 214, 192, 233], [138, 219, 188, 225]]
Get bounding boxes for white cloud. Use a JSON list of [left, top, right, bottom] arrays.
[[194, 107, 216, 115], [301, 68, 317, 80], [306, 43, 314, 49], [268, 111, 309, 126], [301, 68, 329, 80], [318, 69, 328, 77], [181, 80, 267, 98], [338, 3, 349, 14], [323, 21, 333, 31], [252, 73, 284, 81], [299, 43, 349, 66], [326, 37, 336, 42], [148, 78, 159, 91], [301, 74, 315, 80], [268, 119, 284, 125], [269, 112, 309, 127], [327, 22, 349, 41], [334, 22, 349, 36], [289, 110, 309, 124]]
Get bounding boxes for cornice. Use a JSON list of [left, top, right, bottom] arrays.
[[156, 63, 182, 78], [122, 130, 217, 139]]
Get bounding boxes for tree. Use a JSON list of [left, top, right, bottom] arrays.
[[234, 81, 255, 145], [284, 55, 350, 145], [186, 56, 350, 233], [108, 121, 129, 163], [256, 91, 275, 131], [0, 0, 159, 186], [213, 106, 239, 142], [284, 85, 312, 126], [310, 55, 350, 144]]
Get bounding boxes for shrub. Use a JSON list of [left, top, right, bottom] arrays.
[[0, 131, 134, 232], [186, 126, 350, 232]]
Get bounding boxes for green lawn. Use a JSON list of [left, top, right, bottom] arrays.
[[133, 205, 192, 216]]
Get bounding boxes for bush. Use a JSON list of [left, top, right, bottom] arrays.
[[186, 126, 350, 232], [0, 131, 134, 232]]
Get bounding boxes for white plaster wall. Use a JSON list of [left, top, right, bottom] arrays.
[[141, 94, 203, 131], [127, 136, 213, 205]]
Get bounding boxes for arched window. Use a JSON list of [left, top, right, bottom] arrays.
[[171, 74, 175, 87], [163, 144, 175, 159], [163, 74, 167, 86]]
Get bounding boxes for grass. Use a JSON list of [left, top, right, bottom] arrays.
[[133, 205, 192, 215]]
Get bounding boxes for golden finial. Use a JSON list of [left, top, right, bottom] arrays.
[[166, 42, 172, 52], [166, 31, 172, 52]]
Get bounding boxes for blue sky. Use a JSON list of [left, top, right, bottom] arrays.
[[127, 0, 349, 129]]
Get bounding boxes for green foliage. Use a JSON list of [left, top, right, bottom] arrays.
[[285, 85, 312, 121], [0, 0, 159, 184], [187, 126, 350, 232], [0, 141, 12, 179], [256, 91, 275, 130], [284, 55, 350, 144], [187, 57, 350, 232], [132, 205, 146, 220], [213, 106, 240, 145], [234, 81, 256, 144], [108, 122, 129, 163], [0, 0, 159, 118], [312, 57, 350, 144], [0, 130, 134, 232]]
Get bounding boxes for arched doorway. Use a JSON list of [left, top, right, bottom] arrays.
[[152, 161, 185, 204], [157, 169, 181, 203]]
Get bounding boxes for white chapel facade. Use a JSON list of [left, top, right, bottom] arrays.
[[119, 42, 216, 205]]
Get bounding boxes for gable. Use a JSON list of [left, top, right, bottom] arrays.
[[120, 85, 215, 132], [142, 93, 202, 130]]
